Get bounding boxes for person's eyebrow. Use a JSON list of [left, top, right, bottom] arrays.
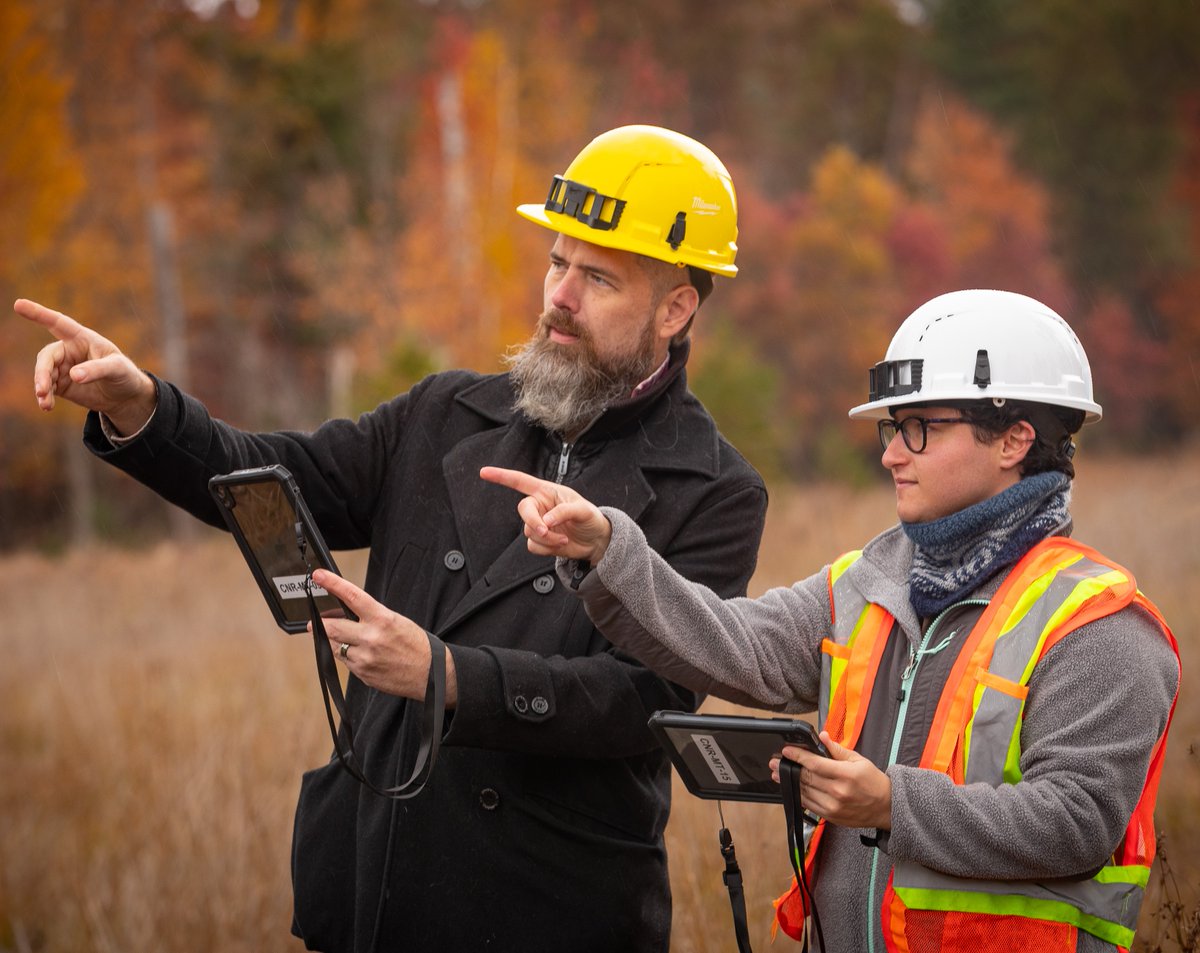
[[548, 251, 622, 285], [583, 262, 621, 284]]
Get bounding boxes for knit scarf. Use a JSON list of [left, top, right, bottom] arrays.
[[903, 471, 1072, 619]]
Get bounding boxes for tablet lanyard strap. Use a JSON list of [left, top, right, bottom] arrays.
[[299, 557, 445, 800], [718, 805, 755, 953], [715, 769, 824, 953], [780, 760, 824, 953]]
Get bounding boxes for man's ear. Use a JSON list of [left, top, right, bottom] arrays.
[[657, 281, 700, 340], [999, 420, 1036, 470]]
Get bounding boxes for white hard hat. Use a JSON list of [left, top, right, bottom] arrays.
[[848, 290, 1103, 423]]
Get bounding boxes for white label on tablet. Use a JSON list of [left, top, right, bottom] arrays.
[[693, 733, 741, 785], [273, 574, 329, 600]]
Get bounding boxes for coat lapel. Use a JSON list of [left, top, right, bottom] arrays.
[[435, 371, 716, 634]]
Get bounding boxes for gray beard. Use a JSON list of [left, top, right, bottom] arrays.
[[505, 309, 659, 436]]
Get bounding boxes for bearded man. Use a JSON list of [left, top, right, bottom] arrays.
[[17, 125, 768, 953]]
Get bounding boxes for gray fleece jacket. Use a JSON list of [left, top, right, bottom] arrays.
[[562, 509, 1179, 953]]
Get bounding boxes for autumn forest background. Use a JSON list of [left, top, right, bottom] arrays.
[[3, 0, 1200, 543], [1, 0, 1198, 951]]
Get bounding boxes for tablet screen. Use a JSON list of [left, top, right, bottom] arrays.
[[649, 711, 826, 804], [211, 470, 349, 631]]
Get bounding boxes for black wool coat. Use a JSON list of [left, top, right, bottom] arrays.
[[84, 346, 768, 953]]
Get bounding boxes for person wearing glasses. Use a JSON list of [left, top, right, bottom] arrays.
[[483, 289, 1180, 953]]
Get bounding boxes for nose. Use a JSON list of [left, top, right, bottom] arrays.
[[880, 427, 909, 468], [548, 267, 580, 314]]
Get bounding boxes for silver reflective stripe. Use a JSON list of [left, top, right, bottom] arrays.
[[818, 654, 831, 731], [893, 859, 1144, 934], [820, 557, 869, 732], [963, 685, 1023, 784], [964, 556, 1115, 784]]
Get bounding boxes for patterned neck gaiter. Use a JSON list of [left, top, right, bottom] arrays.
[[903, 471, 1072, 619]]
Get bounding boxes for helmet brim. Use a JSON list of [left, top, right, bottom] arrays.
[[515, 203, 738, 278], [848, 391, 1103, 423]]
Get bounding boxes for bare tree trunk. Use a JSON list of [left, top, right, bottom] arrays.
[[437, 70, 483, 363], [139, 16, 195, 541], [277, 0, 300, 42], [881, 32, 924, 179], [483, 48, 518, 361], [202, 25, 264, 428], [62, 422, 95, 548], [148, 203, 188, 388], [329, 344, 356, 421]]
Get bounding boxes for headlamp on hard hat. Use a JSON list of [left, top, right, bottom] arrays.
[[868, 359, 923, 403], [544, 176, 626, 232]]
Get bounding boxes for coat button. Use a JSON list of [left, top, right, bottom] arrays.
[[443, 550, 465, 571], [531, 696, 549, 715], [532, 574, 555, 594], [513, 694, 529, 713], [479, 787, 500, 811]]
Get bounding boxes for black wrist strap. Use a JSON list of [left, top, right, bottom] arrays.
[[306, 584, 445, 800], [780, 759, 825, 953]]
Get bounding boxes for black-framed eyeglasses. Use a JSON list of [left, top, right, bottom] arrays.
[[877, 416, 970, 453]]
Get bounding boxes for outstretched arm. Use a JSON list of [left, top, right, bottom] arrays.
[[483, 464, 828, 713], [16, 298, 158, 436]]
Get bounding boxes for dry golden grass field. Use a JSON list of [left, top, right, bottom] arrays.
[[1, 450, 1196, 953]]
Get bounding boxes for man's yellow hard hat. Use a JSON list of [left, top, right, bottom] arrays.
[[517, 125, 739, 277]]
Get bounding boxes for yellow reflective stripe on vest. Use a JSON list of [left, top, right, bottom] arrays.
[[819, 550, 867, 733], [891, 539, 1150, 947], [829, 549, 861, 588], [891, 870, 1142, 948]]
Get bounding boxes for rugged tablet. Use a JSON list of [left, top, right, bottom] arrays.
[[208, 464, 354, 633], [649, 710, 827, 804]]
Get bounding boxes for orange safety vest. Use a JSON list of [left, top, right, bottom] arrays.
[[773, 537, 1180, 952]]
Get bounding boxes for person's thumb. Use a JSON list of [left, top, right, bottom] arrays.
[[70, 353, 133, 387], [819, 730, 860, 762]]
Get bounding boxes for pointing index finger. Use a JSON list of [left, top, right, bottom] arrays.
[[14, 298, 85, 341], [480, 466, 551, 498]]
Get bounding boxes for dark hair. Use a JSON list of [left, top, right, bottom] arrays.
[[686, 265, 714, 306], [951, 400, 1087, 479], [637, 256, 714, 345], [670, 267, 712, 345]]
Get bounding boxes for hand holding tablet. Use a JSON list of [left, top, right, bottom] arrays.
[[648, 710, 828, 804]]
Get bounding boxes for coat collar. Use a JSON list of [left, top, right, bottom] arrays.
[[436, 344, 722, 633], [450, 340, 722, 477]]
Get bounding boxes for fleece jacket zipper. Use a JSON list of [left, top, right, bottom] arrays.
[[864, 598, 989, 953]]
